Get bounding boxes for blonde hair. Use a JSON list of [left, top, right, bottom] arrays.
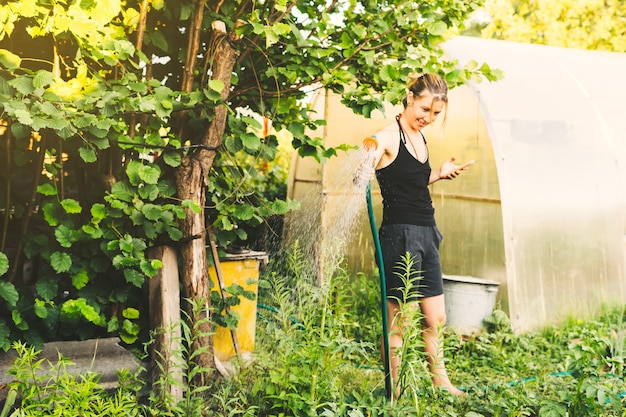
[[404, 73, 449, 123]]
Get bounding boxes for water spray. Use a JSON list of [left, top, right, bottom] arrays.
[[358, 136, 393, 400]]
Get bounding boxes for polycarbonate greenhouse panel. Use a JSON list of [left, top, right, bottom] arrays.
[[443, 37, 626, 331]]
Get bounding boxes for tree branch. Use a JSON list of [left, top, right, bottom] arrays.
[[181, 0, 206, 93], [135, 0, 150, 51], [199, 23, 239, 171]]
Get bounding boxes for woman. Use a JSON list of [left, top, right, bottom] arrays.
[[360, 73, 473, 397]]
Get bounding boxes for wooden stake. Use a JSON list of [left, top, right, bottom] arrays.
[[207, 229, 241, 357]]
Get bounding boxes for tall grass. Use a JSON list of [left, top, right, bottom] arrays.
[[2, 245, 625, 416]]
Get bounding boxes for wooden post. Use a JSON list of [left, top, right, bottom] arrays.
[[174, 17, 239, 384], [147, 246, 183, 402]]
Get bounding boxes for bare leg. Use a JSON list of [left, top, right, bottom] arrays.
[[419, 294, 464, 395]]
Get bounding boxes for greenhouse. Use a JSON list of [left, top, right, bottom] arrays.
[[286, 36, 626, 332]]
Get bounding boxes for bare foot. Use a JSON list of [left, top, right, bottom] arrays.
[[440, 384, 466, 396], [433, 375, 466, 396]]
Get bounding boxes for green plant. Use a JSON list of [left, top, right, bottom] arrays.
[[210, 281, 257, 331], [547, 326, 624, 416], [144, 298, 216, 417], [4, 248, 626, 415], [6, 341, 141, 417], [0, 0, 502, 367], [444, 304, 626, 416], [388, 252, 429, 405], [251, 245, 379, 415], [0, 388, 17, 417], [3, 302, 217, 417], [328, 269, 381, 352], [0, 157, 197, 349], [208, 118, 299, 252]]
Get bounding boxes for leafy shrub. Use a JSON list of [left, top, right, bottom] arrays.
[[4, 341, 142, 417], [0, 159, 190, 350]]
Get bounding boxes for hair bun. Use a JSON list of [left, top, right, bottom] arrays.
[[406, 72, 424, 87]]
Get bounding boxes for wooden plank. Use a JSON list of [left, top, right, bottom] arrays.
[[147, 245, 184, 402]]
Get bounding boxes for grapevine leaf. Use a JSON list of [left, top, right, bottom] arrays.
[[90, 203, 107, 223], [60, 198, 82, 214], [79, 146, 97, 163], [110, 181, 135, 202], [61, 299, 102, 324], [140, 258, 162, 278], [34, 300, 48, 319], [0, 319, 10, 351], [0, 48, 21, 69], [50, 252, 72, 273], [36, 277, 58, 301], [0, 281, 19, 306], [163, 150, 181, 167], [55, 225, 74, 248], [123, 269, 144, 287], [234, 204, 255, 221], [138, 164, 161, 184], [142, 204, 162, 221], [32, 70, 54, 88], [0, 252, 8, 275], [37, 183, 57, 196], [126, 160, 142, 186], [12, 310, 28, 330], [72, 270, 89, 290], [122, 307, 140, 319]]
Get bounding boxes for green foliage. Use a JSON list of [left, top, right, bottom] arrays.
[[206, 249, 626, 415], [388, 253, 430, 404], [210, 281, 257, 330], [2, 251, 626, 415], [0, 155, 191, 347], [144, 298, 216, 417], [0, 252, 9, 275], [3, 300, 215, 417], [5, 341, 142, 417], [444, 305, 626, 416], [207, 120, 299, 249], [0, 280, 18, 306], [244, 245, 383, 415], [476, 0, 626, 52]]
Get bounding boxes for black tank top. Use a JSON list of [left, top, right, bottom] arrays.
[[375, 117, 435, 227]]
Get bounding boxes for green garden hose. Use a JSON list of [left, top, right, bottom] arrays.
[[366, 183, 393, 400]]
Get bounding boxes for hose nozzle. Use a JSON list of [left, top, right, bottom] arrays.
[[363, 136, 378, 152]]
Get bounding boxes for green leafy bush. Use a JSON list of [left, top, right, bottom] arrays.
[[4, 341, 142, 417], [0, 157, 192, 349]]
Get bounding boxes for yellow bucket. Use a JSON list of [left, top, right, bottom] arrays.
[[208, 251, 267, 363]]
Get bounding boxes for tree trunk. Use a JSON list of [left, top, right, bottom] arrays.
[[175, 20, 238, 385], [175, 157, 213, 385]]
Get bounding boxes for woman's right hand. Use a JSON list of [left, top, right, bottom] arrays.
[[354, 163, 376, 187]]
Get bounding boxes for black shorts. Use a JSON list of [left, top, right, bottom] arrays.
[[378, 223, 444, 302]]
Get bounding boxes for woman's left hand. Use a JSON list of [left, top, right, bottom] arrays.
[[439, 157, 474, 180]]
